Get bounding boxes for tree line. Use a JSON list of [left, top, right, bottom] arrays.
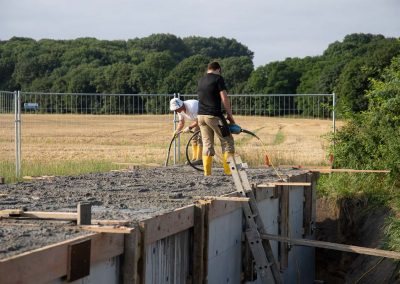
[[0, 33, 399, 116]]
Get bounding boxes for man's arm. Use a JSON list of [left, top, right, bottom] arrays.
[[188, 120, 198, 129], [220, 90, 235, 124], [174, 119, 185, 134]]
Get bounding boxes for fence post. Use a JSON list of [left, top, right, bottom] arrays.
[[177, 93, 181, 163], [173, 93, 178, 165], [332, 92, 336, 135], [14, 90, 21, 178]]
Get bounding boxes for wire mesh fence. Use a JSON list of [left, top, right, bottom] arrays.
[[0, 91, 17, 180], [0, 91, 335, 181]]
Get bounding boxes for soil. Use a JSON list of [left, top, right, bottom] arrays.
[[0, 165, 302, 259], [316, 197, 400, 284]]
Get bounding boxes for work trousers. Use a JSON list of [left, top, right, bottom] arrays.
[[191, 126, 202, 146], [197, 115, 235, 156]]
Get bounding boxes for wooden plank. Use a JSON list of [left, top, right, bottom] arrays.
[[261, 234, 400, 260], [310, 169, 390, 173], [80, 225, 134, 234], [77, 202, 91, 225], [0, 233, 124, 284], [22, 211, 77, 220], [277, 165, 331, 170], [208, 199, 245, 220], [193, 203, 206, 284], [0, 212, 129, 226], [0, 209, 23, 216], [203, 202, 210, 283], [195, 196, 249, 202], [92, 219, 131, 226], [90, 233, 124, 262], [141, 205, 195, 245], [258, 182, 311, 187], [67, 239, 91, 282], [279, 185, 289, 270], [23, 175, 55, 180], [122, 227, 142, 284]]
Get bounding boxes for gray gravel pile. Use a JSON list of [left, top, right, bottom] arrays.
[[0, 165, 303, 258]]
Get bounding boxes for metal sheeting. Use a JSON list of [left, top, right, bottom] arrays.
[[207, 208, 243, 284], [145, 230, 191, 284], [49, 257, 120, 284], [246, 186, 315, 284]]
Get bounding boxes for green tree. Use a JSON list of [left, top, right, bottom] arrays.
[[160, 54, 210, 94], [332, 55, 400, 177], [130, 51, 175, 93]]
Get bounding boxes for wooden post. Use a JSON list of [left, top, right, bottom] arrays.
[[77, 202, 91, 225], [122, 227, 142, 284], [203, 202, 210, 283], [279, 185, 289, 270], [192, 203, 206, 284], [0, 177, 4, 184], [303, 173, 313, 236]]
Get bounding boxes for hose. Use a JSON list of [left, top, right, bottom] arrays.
[[185, 130, 203, 172], [164, 132, 181, 167], [184, 128, 285, 180]]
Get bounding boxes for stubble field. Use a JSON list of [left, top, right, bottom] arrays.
[[0, 114, 339, 180]]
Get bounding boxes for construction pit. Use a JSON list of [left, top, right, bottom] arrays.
[[0, 163, 399, 283]]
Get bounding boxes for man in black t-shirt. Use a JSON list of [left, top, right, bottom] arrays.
[[197, 61, 236, 176]]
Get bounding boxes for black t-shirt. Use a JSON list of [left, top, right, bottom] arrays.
[[197, 73, 227, 116]]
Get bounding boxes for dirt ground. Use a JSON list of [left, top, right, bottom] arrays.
[[0, 165, 303, 259], [316, 197, 400, 283]]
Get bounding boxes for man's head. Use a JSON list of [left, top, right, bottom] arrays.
[[207, 61, 222, 74], [169, 98, 185, 112]]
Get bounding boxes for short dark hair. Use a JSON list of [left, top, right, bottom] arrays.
[[208, 61, 221, 71]]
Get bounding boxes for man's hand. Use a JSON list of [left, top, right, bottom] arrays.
[[173, 130, 181, 137], [182, 126, 191, 133], [227, 114, 236, 124]]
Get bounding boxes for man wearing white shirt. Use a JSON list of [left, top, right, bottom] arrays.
[[169, 98, 202, 163]]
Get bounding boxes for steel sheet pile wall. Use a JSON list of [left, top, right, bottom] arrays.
[[0, 172, 317, 284], [207, 207, 243, 283], [145, 230, 191, 284]]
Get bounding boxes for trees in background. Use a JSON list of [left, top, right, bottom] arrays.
[[0, 33, 399, 116], [332, 55, 400, 176]]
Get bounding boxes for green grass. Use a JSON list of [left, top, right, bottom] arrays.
[[273, 129, 285, 145], [0, 160, 125, 183]]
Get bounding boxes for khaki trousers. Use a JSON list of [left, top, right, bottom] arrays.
[[197, 115, 235, 156], [191, 126, 202, 146]]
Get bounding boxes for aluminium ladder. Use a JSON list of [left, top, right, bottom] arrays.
[[228, 155, 282, 284]]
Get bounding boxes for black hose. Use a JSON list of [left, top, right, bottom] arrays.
[[164, 134, 177, 167], [185, 130, 203, 172], [240, 129, 260, 140]]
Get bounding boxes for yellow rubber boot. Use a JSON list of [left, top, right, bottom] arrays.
[[223, 152, 233, 175], [196, 146, 203, 160], [202, 155, 212, 176], [191, 145, 198, 160]]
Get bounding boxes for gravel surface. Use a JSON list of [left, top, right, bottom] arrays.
[[0, 165, 304, 259]]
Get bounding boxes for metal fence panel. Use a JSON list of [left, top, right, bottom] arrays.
[[0, 91, 16, 180], [1, 91, 335, 180]]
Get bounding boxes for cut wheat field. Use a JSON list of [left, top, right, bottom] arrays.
[[0, 114, 341, 180]]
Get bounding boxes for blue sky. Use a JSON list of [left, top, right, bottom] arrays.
[[1, 0, 399, 66]]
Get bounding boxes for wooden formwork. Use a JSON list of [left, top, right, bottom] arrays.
[[0, 171, 319, 284]]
